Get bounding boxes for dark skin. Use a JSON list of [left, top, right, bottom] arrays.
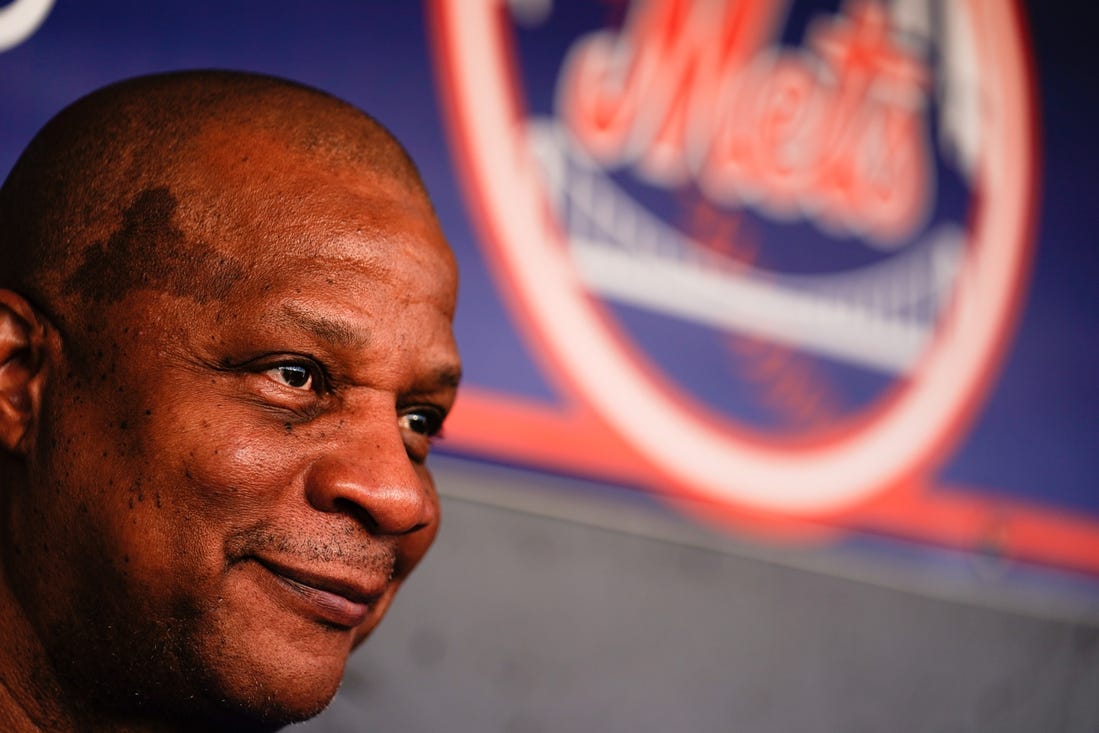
[[0, 74, 461, 731]]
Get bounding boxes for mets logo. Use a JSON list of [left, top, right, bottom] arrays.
[[429, 0, 1037, 521]]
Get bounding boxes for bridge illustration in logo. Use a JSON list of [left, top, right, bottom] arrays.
[[530, 119, 962, 376]]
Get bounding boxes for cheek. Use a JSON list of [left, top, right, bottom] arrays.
[[148, 408, 310, 524], [42, 398, 306, 587]]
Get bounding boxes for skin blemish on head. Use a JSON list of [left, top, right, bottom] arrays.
[[63, 186, 245, 306]]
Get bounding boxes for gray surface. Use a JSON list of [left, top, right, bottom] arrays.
[[292, 460, 1099, 733]]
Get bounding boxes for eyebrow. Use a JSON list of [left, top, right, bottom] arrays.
[[278, 303, 463, 390], [279, 303, 371, 350], [428, 365, 463, 390]]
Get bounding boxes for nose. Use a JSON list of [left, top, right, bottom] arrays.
[[304, 419, 436, 536]]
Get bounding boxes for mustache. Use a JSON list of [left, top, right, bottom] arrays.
[[225, 525, 397, 573]]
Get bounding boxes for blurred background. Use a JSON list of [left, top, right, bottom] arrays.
[[1, 1, 1096, 730]]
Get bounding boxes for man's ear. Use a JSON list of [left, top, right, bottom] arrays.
[[0, 290, 50, 454]]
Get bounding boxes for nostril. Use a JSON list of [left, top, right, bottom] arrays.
[[331, 496, 381, 533], [304, 456, 432, 536], [329, 494, 429, 536]]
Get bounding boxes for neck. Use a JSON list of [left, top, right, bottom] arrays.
[[0, 675, 53, 733], [0, 592, 197, 733], [0, 534, 161, 733], [0, 485, 241, 733], [0, 572, 74, 732], [0, 601, 246, 733]]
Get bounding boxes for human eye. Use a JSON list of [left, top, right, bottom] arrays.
[[398, 405, 446, 462], [398, 406, 445, 438], [263, 362, 321, 391]]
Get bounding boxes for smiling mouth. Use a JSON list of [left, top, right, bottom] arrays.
[[252, 557, 386, 629]]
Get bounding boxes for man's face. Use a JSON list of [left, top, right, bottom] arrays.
[[9, 128, 460, 725]]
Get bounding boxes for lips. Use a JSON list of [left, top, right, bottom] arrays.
[[252, 557, 386, 629]]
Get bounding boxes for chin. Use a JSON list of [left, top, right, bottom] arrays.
[[73, 655, 345, 733], [172, 619, 355, 731], [188, 656, 346, 732], [212, 694, 337, 732], [171, 563, 367, 728]]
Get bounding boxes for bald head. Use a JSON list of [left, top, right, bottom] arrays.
[[0, 70, 428, 327]]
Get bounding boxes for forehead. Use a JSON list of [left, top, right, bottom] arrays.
[[63, 120, 456, 321], [183, 125, 451, 271], [168, 135, 452, 331]]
